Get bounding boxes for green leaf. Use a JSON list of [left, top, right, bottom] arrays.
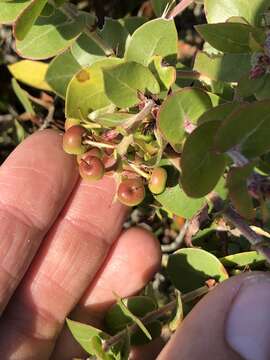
[[169, 290, 183, 332], [227, 162, 256, 220], [71, 33, 106, 67], [238, 73, 270, 100], [15, 9, 89, 59], [151, 0, 173, 16], [214, 100, 270, 158], [93, 112, 133, 128], [8, 60, 51, 91], [204, 0, 270, 26], [220, 251, 266, 268], [194, 51, 251, 82], [103, 61, 160, 108], [195, 23, 265, 54], [114, 296, 152, 340], [14, 119, 26, 143], [66, 318, 104, 355], [46, 49, 81, 98], [65, 58, 122, 119], [0, 0, 31, 24], [125, 18, 178, 66], [155, 184, 206, 219], [105, 296, 161, 346], [157, 88, 212, 151], [11, 78, 35, 114], [198, 102, 240, 125], [90, 336, 115, 360], [14, 0, 49, 41], [167, 248, 228, 293], [181, 121, 227, 198], [149, 55, 176, 91], [98, 18, 129, 57]]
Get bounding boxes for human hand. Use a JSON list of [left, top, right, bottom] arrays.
[[0, 130, 161, 359], [1, 130, 269, 360]]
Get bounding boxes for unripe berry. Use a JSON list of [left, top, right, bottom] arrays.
[[148, 167, 167, 194], [77, 147, 102, 165], [79, 155, 105, 181], [63, 125, 86, 155], [65, 118, 81, 131], [117, 178, 145, 206]]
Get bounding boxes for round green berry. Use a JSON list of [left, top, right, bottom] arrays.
[[148, 167, 167, 195], [63, 125, 86, 155]]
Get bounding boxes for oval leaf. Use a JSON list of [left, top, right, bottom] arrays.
[[158, 88, 212, 151], [14, 0, 49, 41], [8, 60, 51, 91], [125, 18, 178, 66], [65, 58, 123, 119], [167, 248, 228, 293], [0, 0, 31, 24], [155, 184, 206, 219], [103, 61, 160, 108], [214, 100, 270, 158], [181, 121, 227, 198], [15, 10, 88, 59], [46, 49, 81, 98]]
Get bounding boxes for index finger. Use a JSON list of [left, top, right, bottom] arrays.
[[0, 130, 78, 314]]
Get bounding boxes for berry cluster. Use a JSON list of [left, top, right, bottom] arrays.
[[62, 113, 168, 207]]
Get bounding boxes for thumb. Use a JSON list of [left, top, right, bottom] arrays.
[[158, 272, 270, 360]]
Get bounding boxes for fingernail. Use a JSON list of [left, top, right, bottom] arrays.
[[226, 275, 270, 360]]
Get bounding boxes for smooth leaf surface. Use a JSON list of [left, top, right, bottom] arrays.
[[46, 49, 81, 98], [66, 58, 122, 119], [66, 319, 104, 355], [220, 251, 266, 268], [93, 112, 133, 128], [149, 55, 176, 91], [196, 23, 265, 53], [151, 0, 172, 16], [198, 102, 240, 125], [14, 0, 49, 40], [155, 184, 206, 219], [238, 73, 270, 100], [194, 51, 251, 82], [0, 0, 31, 24], [227, 162, 256, 219], [214, 100, 270, 158], [204, 0, 270, 26], [158, 88, 212, 151], [181, 121, 227, 198], [71, 33, 106, 67], [125, 18, 178, 66], [11, 78, 35, 114], [15, 9, 87, 59], [8, 60, 51, 91], [167, 248, 228, 293], [103, 61, 160, 108]]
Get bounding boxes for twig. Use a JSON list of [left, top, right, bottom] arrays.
[[161, 220, 189, 252], [0, 114, 14, 122], [39, 105, 55, 131], [61, 3, 114, 56], [227, 149, 249, 167], [123, 100, 156, 133], [83, 139, 116, 149], [167, 0, 194, 19], [102, 285, 211, 352], [209, 193, 270, 262]]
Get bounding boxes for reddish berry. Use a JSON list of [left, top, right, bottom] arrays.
[[79, 155, 104, 181], [65, 118, 81, 131], [63, 125, 86, 155], [117, 178, 145, 206], [148, 167, 167, 194], [173, 215, 186, 230], [77, 147, 102, 164]]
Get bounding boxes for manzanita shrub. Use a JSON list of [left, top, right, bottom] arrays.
[[2, 0, 270, 358]]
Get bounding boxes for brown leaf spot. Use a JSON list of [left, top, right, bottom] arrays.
[[76, 70, 90, 82]]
